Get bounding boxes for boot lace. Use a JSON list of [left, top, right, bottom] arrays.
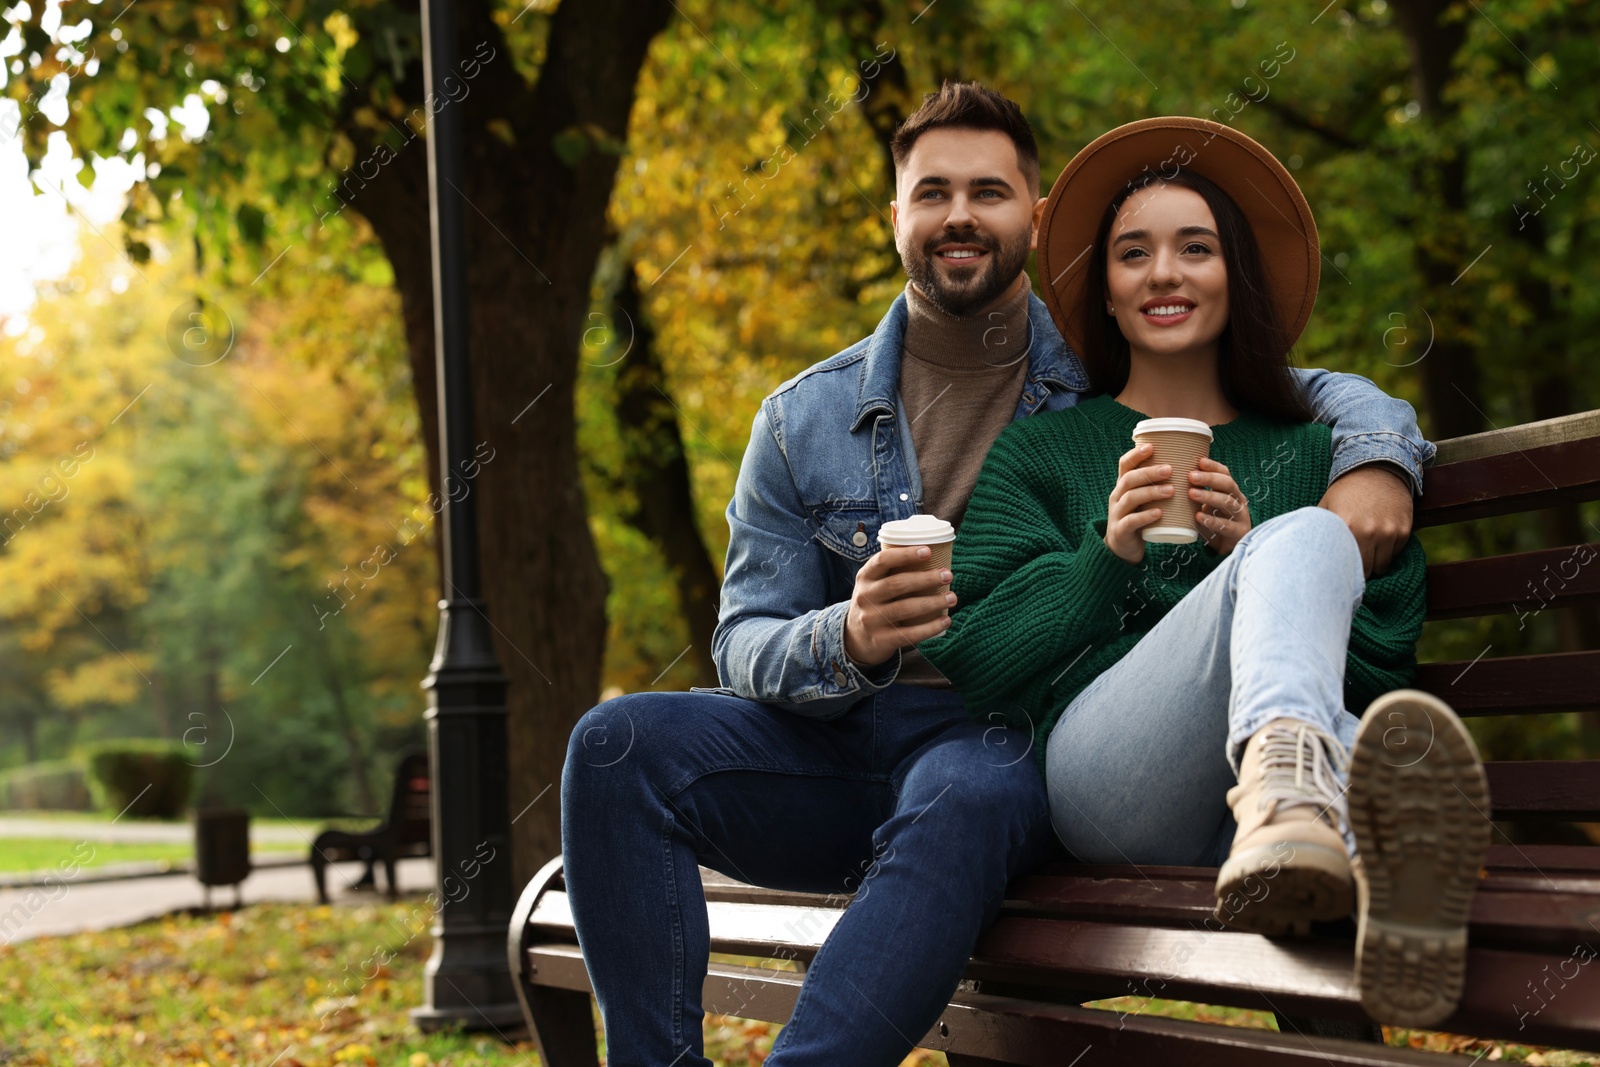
[[1255, 720, 1350, 836]]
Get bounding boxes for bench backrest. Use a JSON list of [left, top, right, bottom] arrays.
[[386, 748, 432, 847], [1412, 408, 1600, 825]]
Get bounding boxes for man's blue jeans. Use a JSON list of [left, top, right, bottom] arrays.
[[561, 683, 1055, 1066]]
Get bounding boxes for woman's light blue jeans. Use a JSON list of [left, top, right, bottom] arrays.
[[1046, 506, 1367, 867]]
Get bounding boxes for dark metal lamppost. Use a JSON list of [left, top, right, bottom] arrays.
[[409, 0, 520, 1031]]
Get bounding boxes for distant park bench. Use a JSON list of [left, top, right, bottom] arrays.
[[509, 409, 1600, 1064], [310, 748, 431, 904]]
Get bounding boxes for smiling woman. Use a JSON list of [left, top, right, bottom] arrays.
[[1088, 169, 1313, 429], [921, 116, 1486, 1030]]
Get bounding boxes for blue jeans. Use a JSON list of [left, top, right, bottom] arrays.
[[1046, 506, 1366, 868], [561, 683, 1055, 1066]]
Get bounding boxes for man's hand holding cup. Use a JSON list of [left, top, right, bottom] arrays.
[[843, 514, 957, 669]]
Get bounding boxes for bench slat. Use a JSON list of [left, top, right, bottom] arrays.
[[1485, 843, 1600, 873], [526, 926, 1600, 1054], [1042, 845, 1600, 878], [698, 870, 850, 911], [526, 944, 1454, 1065], [1431, 409, 1600, 465], [1416, 435, 1600, 527], [537, 856, 1600, 968], [1414, 650, 1600, 716], [1425, 544, 1600, 620], [1484, 760, 1600, 821], [1005, 875, 1599, 952], [542, 856, 1600, 963], [531, 889, 840, 958], [969, 919, 1600, 1051]]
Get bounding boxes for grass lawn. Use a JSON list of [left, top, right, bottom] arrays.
[[0, 898, 526, 1067], [0, 898, 937, 1067], [0, 897, 1593, 1066], [0, 810, 370, 876], [0, 810, 340, 835], [0, 837, 303, 876]]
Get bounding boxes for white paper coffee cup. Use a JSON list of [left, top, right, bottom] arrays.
[[878, 513, 957, 573], [1131, 418, 1214, 544]]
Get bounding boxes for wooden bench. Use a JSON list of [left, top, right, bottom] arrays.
[[310, 747, 431, 903], [509, 410, 1600, 1064]]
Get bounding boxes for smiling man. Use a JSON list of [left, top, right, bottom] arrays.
[[559, 82, 1434, 1066], [894, 126, 1038, 316]]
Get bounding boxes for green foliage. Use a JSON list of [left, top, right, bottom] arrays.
[[4, 0, 1598, 758], [610, 0, 1600, 720], [0, 219, 432, 817], [83, 740, 197, 819], [0, 760, 91, 812]]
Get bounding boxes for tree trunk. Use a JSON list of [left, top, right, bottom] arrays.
[[342, 0, 673, 887], [319, 657, 378, 815], [611, 261, 721, 688], [594, 2, 920, 698], [830, 0, 914, 183], [150, 669, 171, 740], [20, 710, 36, 764], [1510, 213, 1600, 744], [594, 0, 920, 693], [1392, 0, 1486, 440]]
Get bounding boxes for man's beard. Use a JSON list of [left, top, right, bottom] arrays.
[[899, 226, 1032, 317]]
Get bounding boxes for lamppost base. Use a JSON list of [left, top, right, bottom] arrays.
[[409, 1001, 526, 1033], [411, 918, 523, 1033]]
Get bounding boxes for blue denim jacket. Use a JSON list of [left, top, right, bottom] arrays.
[[709, 290, 1435, 719]]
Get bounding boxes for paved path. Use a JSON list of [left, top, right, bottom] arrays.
[[0, 815, 318, 846], [0, 857, 436, 943]]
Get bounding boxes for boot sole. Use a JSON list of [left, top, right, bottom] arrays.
[[1215, 840, 1353, 936], [1349, 690, 1491, 1029]]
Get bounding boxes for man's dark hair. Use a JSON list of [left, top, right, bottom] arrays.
[[890, 82, 1041, 196], [1081, 169, 1315, 425]]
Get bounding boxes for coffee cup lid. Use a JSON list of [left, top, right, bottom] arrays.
[[877, 513, 956, 545], [1132, 417, 1214, 440]]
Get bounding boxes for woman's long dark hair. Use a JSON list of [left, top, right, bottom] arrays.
[[1081, 169, 1314, 424]]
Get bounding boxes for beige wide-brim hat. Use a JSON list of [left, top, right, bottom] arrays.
[[1036, 116, 1320, 360]]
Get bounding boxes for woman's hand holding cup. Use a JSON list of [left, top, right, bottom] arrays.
[[1105, 448, 1252, 564], [1104, 443, 1173, 564], [1190, 457, 1251, 555]]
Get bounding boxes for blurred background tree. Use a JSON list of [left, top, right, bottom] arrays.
[[0, 0, 1595, 869], [0, 221, 436, 815]]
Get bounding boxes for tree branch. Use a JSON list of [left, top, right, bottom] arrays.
[[1256, 99, 1365, 153]]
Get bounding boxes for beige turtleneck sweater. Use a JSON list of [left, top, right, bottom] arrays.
[[893, 277, 1034, 689]]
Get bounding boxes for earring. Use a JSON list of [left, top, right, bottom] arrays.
[[1106, 305, 1115, 315]]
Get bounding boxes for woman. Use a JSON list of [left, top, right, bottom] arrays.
[[918, 117, 1489, 1027]]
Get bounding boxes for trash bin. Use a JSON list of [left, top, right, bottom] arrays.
[[194, 807, 251, 909]]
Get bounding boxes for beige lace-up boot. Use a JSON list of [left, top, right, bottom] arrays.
[[1215, 718, 1355, 935], [1348, 690, 1490, 1028]]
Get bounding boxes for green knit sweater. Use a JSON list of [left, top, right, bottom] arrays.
[[918, 394, 1426, 770]]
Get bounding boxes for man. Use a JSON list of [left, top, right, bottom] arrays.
[[562, 82, 1432, 1065]]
